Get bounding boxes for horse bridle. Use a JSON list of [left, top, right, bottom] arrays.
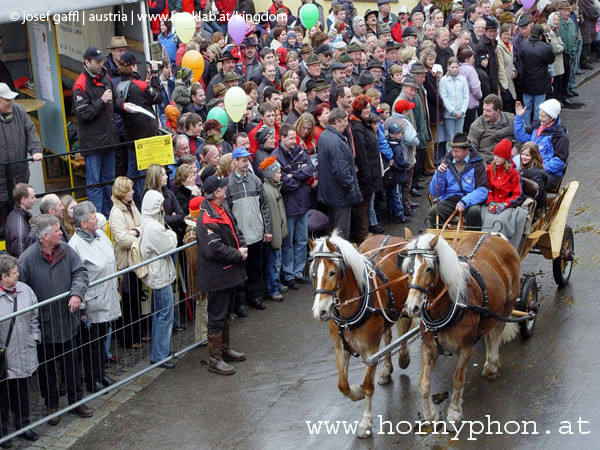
[[400, 248, 440, 301], [311, 250, 347, 306]]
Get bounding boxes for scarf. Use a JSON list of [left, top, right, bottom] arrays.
[[536, 120, 556, 139]]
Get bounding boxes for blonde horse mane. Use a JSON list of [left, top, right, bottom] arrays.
[[311, 231, 369, 289], [409, 233, 468, 304]]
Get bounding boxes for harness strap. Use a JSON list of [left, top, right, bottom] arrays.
[[338, 325, 360, 358]]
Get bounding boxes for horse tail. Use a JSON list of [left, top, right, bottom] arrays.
[[500, 322, 519, 345]]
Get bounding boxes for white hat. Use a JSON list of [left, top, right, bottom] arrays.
[[398, 5, 408, 13], [332, 40, 347, 49], [96, 212, 107, 229], [0, 83, 18, 100], [539, 98, 561, 119]]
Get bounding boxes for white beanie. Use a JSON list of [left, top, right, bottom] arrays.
[[539, 98, 561, 120]]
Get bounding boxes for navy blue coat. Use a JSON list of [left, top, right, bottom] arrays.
[[273, 144, 313, 216], [317, 126, 362, 208]]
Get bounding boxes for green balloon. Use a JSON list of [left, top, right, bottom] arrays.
[[207, 107, 228, 136], [300, 4, 319, 30]]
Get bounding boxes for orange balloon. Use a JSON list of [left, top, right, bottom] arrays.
[[182, 50, 204, 82]]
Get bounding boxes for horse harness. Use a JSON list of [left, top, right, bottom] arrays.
[[311, 236, 403, 358]]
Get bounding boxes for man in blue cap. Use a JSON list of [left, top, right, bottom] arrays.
[[226, 148, 272, 315]]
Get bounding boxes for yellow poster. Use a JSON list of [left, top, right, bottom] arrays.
[[135, 135, 174, 170]]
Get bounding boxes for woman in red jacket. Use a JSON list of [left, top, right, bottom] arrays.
[[481, 139, 527, 248]]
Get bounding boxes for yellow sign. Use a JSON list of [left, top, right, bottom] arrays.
[[135, 135, 174, 171]]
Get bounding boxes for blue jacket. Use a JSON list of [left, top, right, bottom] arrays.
[[159, 32, 177, 65], [514, 115, 569, 178], [430, 148, 489, 208], [273, 144, 313, 216], [388, 139, 409, 185], [372, 106, 393, 161], [317, 126, 362, 208]]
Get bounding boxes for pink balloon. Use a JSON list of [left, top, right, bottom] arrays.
[[228, 15, 247, 45], [522, 0, 535, 9]]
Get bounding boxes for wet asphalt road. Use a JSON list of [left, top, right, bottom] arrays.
[[75, 76, 600, 450]]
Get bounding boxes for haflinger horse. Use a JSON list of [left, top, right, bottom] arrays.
[[401, 229, 521, 424], [309, 232, 414, 439]]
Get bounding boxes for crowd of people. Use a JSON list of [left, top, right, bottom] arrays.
[[0, 0, 594, 445]]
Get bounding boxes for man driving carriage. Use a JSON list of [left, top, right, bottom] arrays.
[[428, 133, 489, 229]]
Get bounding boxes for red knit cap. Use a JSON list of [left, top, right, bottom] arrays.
[[493, 139, 512, 161], [394, 99, 415, 114], [189, 196, 203, 219]]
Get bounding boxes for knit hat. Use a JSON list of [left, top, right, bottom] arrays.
[[256, 126, 275, 145], [276, 46, 288, 65], [493, 139, 512, 160], [189, 196, 203, 219], [177, 67, 193, 83], [539, 98, 561, 119], [96, 213, 107, 229], [259, 156, 281, 181], [287, 31, 297, 40], [394, 99, 415, 114]]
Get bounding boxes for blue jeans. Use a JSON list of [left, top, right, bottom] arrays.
[[84, 150, 115, 217], [127, 148, 146, 208], [281, 211, 308, 281], [265, 246, 283, 296], [443, 116, 465, 151], [522, 93, 545, 127], [104, 322, 112, 359], [151, 285, 174, 362], [368, 193, 378, 226], [386, 184, 404, 217]]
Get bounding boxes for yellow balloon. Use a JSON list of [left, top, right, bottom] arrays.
[[172, 12, 196, 44], [224, 86, 248, 122], [182, 50, 204, 83]]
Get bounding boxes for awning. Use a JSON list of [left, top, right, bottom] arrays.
[[1, 0, 140, 24]]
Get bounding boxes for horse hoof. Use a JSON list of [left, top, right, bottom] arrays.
[[356, 427, 373, 439], [398, 354, 410, 369], [423, 409, 440, 422], [447, 409, 462, 423], [481, 368, 498, 381], [378, 374, 392, 386]]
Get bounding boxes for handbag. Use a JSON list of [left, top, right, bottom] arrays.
[[129, 236, 149, 280], [0, 294, 18, 380]]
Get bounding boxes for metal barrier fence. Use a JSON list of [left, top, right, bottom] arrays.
[[0, 240, 205, 446]]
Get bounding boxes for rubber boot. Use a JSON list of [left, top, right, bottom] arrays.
[[221, 321, 246, 362], [207, 332, 235, 375]]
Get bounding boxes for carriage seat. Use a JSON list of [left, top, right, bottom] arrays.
[[547, 160, 568, 195]]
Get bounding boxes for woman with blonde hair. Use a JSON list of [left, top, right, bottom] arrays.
[[143, 164, 185, 239], [174, 164, 201, 215], [60, 194, 77, 238], [109, 176, 144, 349], [295, 113, 317, 157], [215, 153, 233, 178], [519, 142, 547, 214]]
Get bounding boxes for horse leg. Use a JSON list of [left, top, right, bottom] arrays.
[[356, 364, 377, 439], [447, 345, 473, 423], [378, 328, 393, 386], [482, 324, 503, 381], [397, 317, 413, 369], [333, 336, 352, 398], [419, 337, 440, 422]]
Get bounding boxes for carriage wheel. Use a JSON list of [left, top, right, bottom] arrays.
[[552, 225, 574, 287], [518, 276, 538, 340]]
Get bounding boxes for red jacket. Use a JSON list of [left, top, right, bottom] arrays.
[[486, 163, 522, 206], [182, 0, 194, 13], [249, 120, 280, 155], [148, 0, 169, 36], [216, 0, 237, 23], [391, 23, 404, 43]]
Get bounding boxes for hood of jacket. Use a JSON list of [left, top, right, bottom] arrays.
[[141, 189, 164, 220]]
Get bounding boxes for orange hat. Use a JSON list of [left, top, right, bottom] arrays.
[[493, 139, 512, 160], [165, 104, 181, 123], [189, 196, 202, 219], [394, 99, 415, 114]]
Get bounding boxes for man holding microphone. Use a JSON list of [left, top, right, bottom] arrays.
[[73, 47, 119, 217]]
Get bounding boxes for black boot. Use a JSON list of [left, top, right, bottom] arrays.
[[221, 322, 246, 362], [207, 332, 235, 375]]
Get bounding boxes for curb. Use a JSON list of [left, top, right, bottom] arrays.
[[575, 63, 600, 88]]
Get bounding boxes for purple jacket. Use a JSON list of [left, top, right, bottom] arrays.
[[273, 144, 314, 216], [459, 63, 482, 110]]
